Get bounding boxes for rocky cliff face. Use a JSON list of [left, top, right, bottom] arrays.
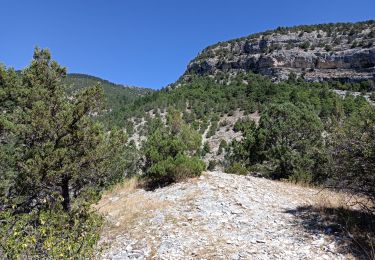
[[184, 21, 375, 82]]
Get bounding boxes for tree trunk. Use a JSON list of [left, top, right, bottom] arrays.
[[61, 176, 70, 211]]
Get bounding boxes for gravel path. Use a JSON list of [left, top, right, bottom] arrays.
[[98, 171, 354, 259]]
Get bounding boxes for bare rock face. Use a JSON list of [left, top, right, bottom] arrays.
[[185, 21, 375, 82]]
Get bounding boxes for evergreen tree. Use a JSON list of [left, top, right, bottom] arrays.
[[228, 103, 327, 182], [331, 105, 375, 213], [258, 103, 326, 181], [2, 48, 127, 212], [143, 108, 204, 186], [0, 65, 19, 204], [0, 48, 127, 257]]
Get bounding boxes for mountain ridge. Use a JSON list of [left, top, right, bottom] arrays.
[[183, 20, 375, 83], [64, 73, 154, 107], [66, 73, 152, 90], [63, 73, 155, 128]]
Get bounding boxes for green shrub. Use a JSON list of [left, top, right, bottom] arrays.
[[225, 162, 248, 175], [286, 43, 294, 50], [207, 160, 217, 171], [147, 154, 205, 184], [325, 45, 332, 52], [299, 41, 310, 51], [219, 120, 229, 127], [0, 208, 102, 259], [217, 139, 228, 155], [143, 109, 204, 186], [330, 106, 375, 213], [201, 142, 211, 156], [228, 103, 327, 182], [207, 121, 218, 138]]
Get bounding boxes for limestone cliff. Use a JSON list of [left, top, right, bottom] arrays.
[[184, 21, 375, 82]]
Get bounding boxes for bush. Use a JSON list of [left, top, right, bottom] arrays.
[[300, 41, 310, 51], [225, 162, 248, 175], [201, 142, 211, 156], [228, 103, 326, 182], [143, 109, 204, 186], [0, 208, 102, 258], [325, 45, 332, 52], [219, 120, 229, 127], [207, 160, 217, 171], [206, 120, 218, 138], [147, 154, 205, 184], [330, 106, 375, 214], [217, 139, 228, 155]]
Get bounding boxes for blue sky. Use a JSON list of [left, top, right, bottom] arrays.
[[0, 1, 374, 89]]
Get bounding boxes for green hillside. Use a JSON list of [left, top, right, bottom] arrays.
[[63, 73, 154, 109], [63, 73, 154, 127]]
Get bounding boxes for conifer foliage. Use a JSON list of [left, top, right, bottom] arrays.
[[143, 108, 205, 186], [0, 48, 127, 258]]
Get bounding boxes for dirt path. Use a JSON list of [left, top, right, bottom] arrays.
[[97, 171, 355, 259]]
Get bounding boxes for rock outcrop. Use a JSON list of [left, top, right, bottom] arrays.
[[98, 171, 358, 259], [184, 21, 375, 82]]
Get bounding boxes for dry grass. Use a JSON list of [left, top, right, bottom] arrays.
[[313, 188, 375, 213], [102, 177, 140, 197], [271, 178, 375, 258], [95, 177, 168, 239], [314, 189, 352, 210], [307, 189, 375, 259], [265, 179, 375, 258]]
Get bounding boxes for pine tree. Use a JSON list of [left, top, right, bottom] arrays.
[[143, 108, 204, 186], [0, 48, 128, 257], [2, 48, 127, 212], [0, 65, 19, 205]]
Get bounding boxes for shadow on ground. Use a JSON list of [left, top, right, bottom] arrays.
[[285, 206, 375, 259]]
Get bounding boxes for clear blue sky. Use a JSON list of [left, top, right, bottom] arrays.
[[0, 1, 374, 89]]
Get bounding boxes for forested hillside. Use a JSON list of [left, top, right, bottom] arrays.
[[63, 73, 153, 109], [63, 73, 154, 127]]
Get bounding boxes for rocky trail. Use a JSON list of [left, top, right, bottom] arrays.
[[97, 171, 357, 259]]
